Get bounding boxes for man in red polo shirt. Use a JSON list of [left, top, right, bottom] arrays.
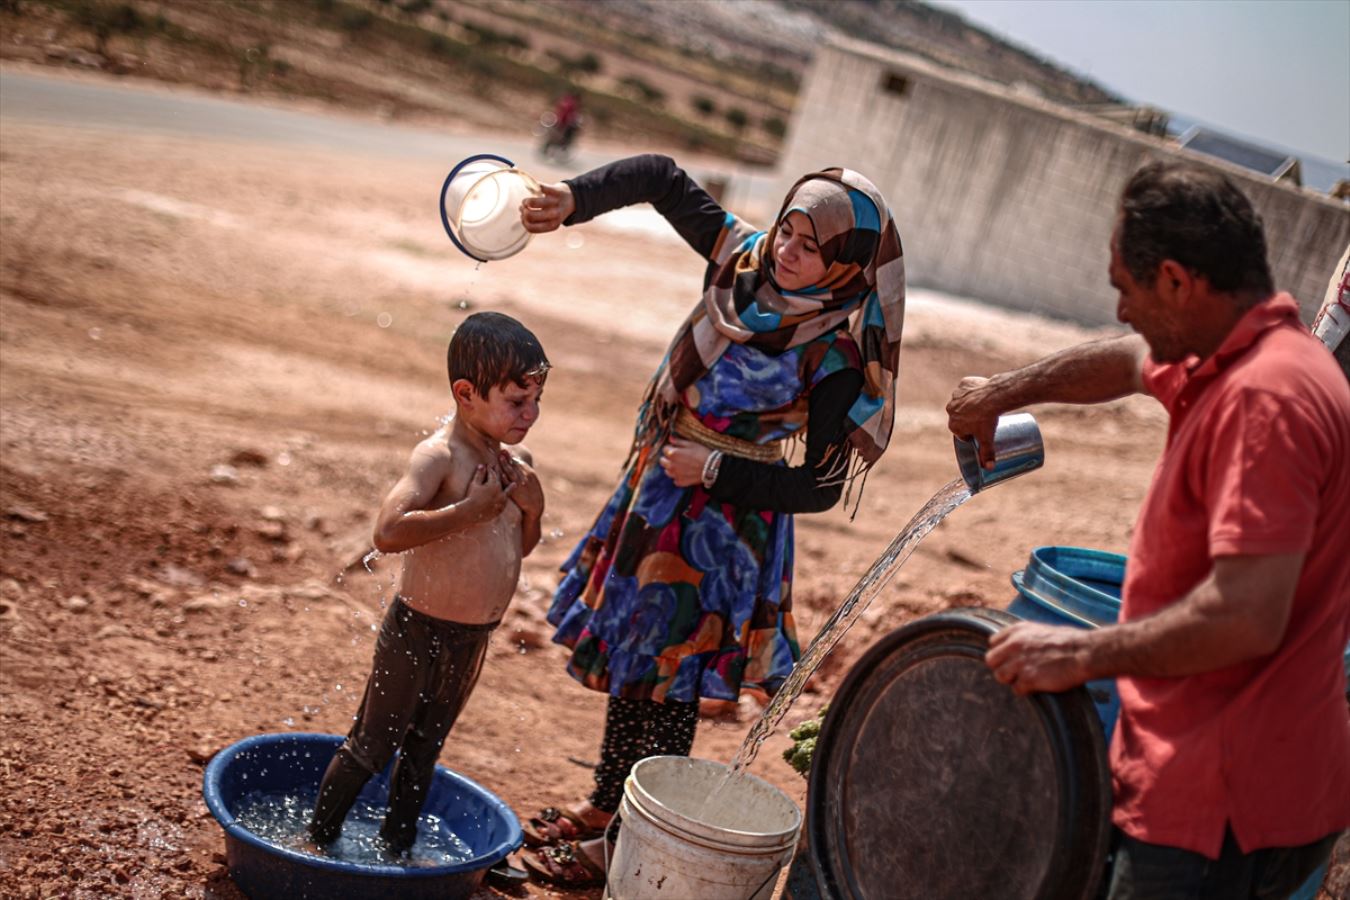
[[947, 159, 1349, 898]]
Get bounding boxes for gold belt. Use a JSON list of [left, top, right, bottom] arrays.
[[672, 407, 784, 463]]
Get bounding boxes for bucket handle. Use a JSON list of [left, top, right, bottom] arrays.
[[439, 153, 514, 263], [747, 862, 783, 900], [602, 814, 620, 900]]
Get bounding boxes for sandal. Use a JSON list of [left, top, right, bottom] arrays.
[[521, 839, 607, 888], [522, 805, 607, 847]]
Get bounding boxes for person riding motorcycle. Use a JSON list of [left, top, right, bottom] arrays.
[[541, 92, 582, 160]]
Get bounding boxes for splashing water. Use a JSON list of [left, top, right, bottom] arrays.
[[233, 789, 476, 867], [729, 479, 972, 775]]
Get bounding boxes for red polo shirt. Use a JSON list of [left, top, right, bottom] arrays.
[[1112, 293, 1350, 858]]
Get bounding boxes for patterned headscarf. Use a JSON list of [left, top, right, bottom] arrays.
[[638, 168, 906, 479]]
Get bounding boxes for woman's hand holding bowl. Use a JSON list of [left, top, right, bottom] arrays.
[[520, 182, 577, 233]]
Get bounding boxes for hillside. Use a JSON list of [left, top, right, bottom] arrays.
[[565, 0, 1119, 106], [0, 0, 1119, 165]]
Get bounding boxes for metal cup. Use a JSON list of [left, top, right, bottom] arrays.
[[954, 412, 1044, 493]]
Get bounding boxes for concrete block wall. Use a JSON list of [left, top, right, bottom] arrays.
[[777, 38, 1350, 326]]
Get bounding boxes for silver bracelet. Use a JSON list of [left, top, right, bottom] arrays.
[[701, 450, 724, 489]]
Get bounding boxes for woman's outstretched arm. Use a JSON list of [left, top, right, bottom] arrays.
[[522, 154, 730, 260]]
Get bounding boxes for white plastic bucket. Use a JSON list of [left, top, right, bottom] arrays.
[[439, 154, 540, 262], [607, 756, 801, 900]]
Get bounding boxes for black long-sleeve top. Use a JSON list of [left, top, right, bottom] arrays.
[[564, 154, 864, 514]]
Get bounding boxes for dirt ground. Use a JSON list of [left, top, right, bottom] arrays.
[[0, 70, 1343, 899]]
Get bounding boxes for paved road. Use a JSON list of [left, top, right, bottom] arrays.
[[0, 68, 779, 218]]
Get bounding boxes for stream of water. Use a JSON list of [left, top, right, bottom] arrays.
[[728, 478, 973, 776]]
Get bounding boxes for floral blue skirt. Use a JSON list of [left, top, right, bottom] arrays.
[[547, 441, 801, 703]]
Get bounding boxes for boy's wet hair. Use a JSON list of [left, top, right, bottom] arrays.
[[447, 312, 550, 398]]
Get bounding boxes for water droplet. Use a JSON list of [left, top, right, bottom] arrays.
[[239, 598, 247, 607], [565, 232, 585, 250], [282, 717, 294, 726], [88, 327, 103, 340], [457, 299, 469, 309], [335, 684, 343, 691], [549, 528, 564, 540]]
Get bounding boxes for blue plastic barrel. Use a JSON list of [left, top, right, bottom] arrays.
[[203, 733, 522, 900], [1007, 546, 1124, 743]]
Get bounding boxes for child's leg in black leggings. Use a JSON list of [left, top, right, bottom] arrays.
[[379, 625, 491, 851], [309, 600, 430, 845], [589, 696, 699, 814]]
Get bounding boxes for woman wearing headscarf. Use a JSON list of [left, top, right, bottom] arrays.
[[516, 154, 905, 886]]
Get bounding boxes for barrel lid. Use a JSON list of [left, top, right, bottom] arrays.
[[806, 608, 1110, 900]]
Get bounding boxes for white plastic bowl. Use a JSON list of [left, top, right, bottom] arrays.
[[440, 155, 540, 262]]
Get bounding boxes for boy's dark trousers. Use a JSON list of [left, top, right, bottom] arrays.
[[308, 597, 495, 851]]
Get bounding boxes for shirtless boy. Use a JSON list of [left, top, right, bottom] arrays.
[[308, 311, 549, 854]]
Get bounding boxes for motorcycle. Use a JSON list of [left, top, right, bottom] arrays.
[[536, 111, 582, 162]]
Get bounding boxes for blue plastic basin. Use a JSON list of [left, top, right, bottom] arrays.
[[1008, 546, 1125, 742], [203, 733, 522, 900]]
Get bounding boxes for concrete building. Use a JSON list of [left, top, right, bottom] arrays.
[[776, 36, 1350, 326]]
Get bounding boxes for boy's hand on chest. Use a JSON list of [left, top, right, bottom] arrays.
[[456, 464, 514, 524], [497, 449, 544, 519]]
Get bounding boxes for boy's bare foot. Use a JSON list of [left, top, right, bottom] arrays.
[[298, 837, 331, 858]]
